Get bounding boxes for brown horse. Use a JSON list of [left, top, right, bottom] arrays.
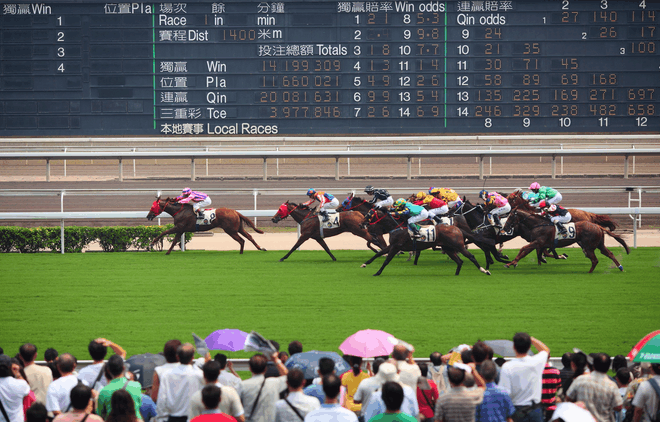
[[146, 197, 266, 255], [501, 209, 629, 273], [336, 194, 374, 214], [271, 201, 386, 262], [360, 209, 492, 276], [507, 190, 618, 231]]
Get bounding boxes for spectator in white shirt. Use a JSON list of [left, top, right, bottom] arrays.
[[45, 354, 79, 417], [77, 338, 126, 394], [0, 354, 31, 422], [157, 343, 204, 422], [275, 369, 320, 422], [213, 354, 242, 396]]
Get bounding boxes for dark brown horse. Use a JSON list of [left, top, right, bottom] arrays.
[[146, 197, 266, 255], [271, 201, 386, 262], [507, 190, 618, 231], [336, 194, 374, 214], [501, 209, 629, 273], [360, 209, 492, 276]]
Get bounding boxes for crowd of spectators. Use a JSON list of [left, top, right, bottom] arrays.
[[1, 333, 659, 422]]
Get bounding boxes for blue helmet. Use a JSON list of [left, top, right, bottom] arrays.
[[479, 190, 488, 200], [307, 189, 316, 196]]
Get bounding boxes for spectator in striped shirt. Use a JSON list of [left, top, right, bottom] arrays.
[[541, 361, 560, 421]]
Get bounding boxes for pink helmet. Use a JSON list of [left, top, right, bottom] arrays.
[[182, 187, 192, 194], [529, 182, 541, 190]]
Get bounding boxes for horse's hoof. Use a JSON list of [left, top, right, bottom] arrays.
[[504, 264, 510, 269], [485, 270, 491, 276], [372, 273, 380, 277], [618, 265, 624, 271], [360, 264, 367, 268], [562, 254, 568, 259], [261, 248, 268, 252], [279, 258, 285, 262], [502, 255, 509, 260]]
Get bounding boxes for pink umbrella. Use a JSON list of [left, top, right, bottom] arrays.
[[205, 329, 248, 352], [339, 329, 398, 358]]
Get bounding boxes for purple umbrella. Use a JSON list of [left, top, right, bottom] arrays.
[[205, 329, 248, 352]]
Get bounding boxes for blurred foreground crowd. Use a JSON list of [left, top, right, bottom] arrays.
[[1, 332, 659, 422]]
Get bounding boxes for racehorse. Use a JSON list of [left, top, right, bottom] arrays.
[[271, 201, 386, 262], [360, 209, 492, 276], [501, 209, 629, 273], [146, 197, 266, 255], [336, 194, 374, 215], [507, 190, 618, 231]]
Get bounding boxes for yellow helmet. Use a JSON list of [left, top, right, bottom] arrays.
[[423, 196, 433, 204], [416, 191, 426, 200]]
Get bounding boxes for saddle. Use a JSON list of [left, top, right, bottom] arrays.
[[408, 225, 436, 242], [196, 209, 215, 225]]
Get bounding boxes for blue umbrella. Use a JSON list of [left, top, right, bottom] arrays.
[[285, 351, 351, 379]]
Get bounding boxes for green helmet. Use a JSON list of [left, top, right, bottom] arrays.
[[395, 198, 406, 208]]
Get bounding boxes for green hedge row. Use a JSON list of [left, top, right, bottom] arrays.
[[0, 225, 192, 253]]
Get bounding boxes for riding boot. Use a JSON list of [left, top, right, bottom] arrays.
[[197, 210, 204, 219], [557, 222, 567, 236], [320, 210, 330, 222], [410, 224, 422, 238], [487, 214, 495, 227], [493, 214, 502, 229]]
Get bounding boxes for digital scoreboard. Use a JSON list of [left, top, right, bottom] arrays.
[[0, 0, 658, 136]]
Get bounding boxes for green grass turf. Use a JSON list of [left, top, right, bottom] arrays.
[[2, 247, 659, 360]]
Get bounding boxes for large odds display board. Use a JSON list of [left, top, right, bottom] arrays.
[[1, 0, 658, 136]]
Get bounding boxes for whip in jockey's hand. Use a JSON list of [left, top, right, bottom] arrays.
[[176, 187, 212, 219]]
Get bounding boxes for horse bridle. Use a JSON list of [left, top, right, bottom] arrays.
[[343, 198, 368, 211], [161, 199, 184, 217]]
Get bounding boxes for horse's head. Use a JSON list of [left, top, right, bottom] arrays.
[[338, 194, 354, 212], [147, 197, 165, 220], [272, 201, 293, 223]]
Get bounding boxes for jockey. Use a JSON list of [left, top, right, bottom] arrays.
[[478, 190, 511, 229], [529, 182, 562, 208], [413, 192, 448, 224], [364, 185, 393, 209], [430, 187, 463, 209], [176, 187, 211, 218], [392, 198, 428, 238], [303, 188, 339, 222], [541, 203, 571, 236]]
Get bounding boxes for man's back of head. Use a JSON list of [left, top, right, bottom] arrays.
[[472, 341, 488, 364], [318, 357, 335, 376], [322, 374, 341, 401], [248, 354, 268, 375], [163, 339, 182, 363], [201, 385, 222, 410], [372, 357, 385, 375], [287, 368, 305, 391], [288, 341, 303, 357], [202, 360, 221, 383], [480, 360, 497, 383], [651, 363, 660, 376], [513, 332, 532, 355], [447, 366, 465, 387], [44, 348, 58, 363], [214, 353, 228, 370], [70, 383, 93, 411], [88, 340, 108, 362], [177, 343, 195, 365], [381, 381, 404, 413], [26, 403, 48, 422], [19, 343, 38, 364], [57, 353, 76, 375], [561, 352, 573, 369], [593, 353, 611, 374], [429, 352, 443, 366], [107, 355, 124, 378], [392, 345, 408, 361]]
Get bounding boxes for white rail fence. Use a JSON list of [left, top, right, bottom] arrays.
[[2, 147, 660, 181]]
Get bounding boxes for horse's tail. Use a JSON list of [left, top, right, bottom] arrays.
[[238, 212, 265, 234], [591, 213, 618, 231], [603, 228, 630, 255]]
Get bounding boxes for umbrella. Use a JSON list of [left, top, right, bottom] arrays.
[[339, 329, 398, 358], [484, 340, 533, 357], [628, 330, 660, 362], [285, 351, 351, 379], [125, 353, 166, 388], [192, 332, 209, 356], [205, 329, 248, 352]]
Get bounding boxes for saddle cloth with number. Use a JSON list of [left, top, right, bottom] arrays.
[[408, 225, 436, 243], [318, 213, 340, 229], [196, 209, 216, 225], [554, 222, 576, 240]]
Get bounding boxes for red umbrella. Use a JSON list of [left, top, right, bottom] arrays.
[[627, 330, 660, 360]]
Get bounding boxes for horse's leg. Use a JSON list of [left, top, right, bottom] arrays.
[[373, 246, 401, 276], [361, 245, 392, 267], [443, 248, 463, 275], [314, 237, 337, 261], [237, 226, 266, 251], [366, 241, 379, 253], [225, 231, 246, 254], [583, 247, 599, 273], [455, 245, 490, 275], [151, 227, 178, 248], [413, 250, 421, 265], [166, 233, 181, 255], [505, 242, 543, 268], [597, 242, 623, 271], [279, 234, 311, 262]]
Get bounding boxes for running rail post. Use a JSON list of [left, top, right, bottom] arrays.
[[407, 156, 412, 180], [335, 157, 339, 180], [191, 158, 196, 181], [118, 158, 123, 182], [253, 189, 258, 226], [60, 190, 65, 254], [624, 154, 629, 179], [479, 156, 484, 180], [263, 157, 267, 181], [551, 154, 556, 179], [46, 158, 50, 182]]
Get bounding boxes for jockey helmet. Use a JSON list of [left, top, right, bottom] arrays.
[[394, 198, 406, 208], [182, 187, 192, 194], [479, 190, 488, 200], [416, 191, 426, 200], [364, 185, 374, 193], [530, 182, 541, 190], [307, 188, 316, 196], [547, 204, 557, 212], [538, 200, 548, 208], [428, 187, 437, 194]]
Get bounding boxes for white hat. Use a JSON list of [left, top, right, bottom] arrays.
[[375, 363, 399, 383], [550, 403, 597, 422]]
